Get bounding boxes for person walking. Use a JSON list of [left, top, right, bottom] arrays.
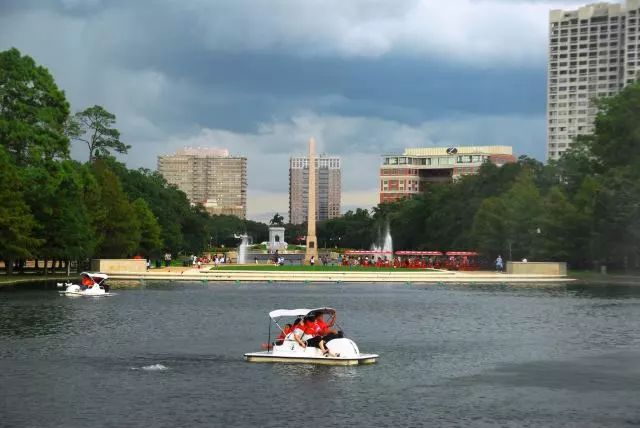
[[495, 255, 504, 272]]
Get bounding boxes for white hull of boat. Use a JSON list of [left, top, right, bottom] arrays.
[[245, 337, 378, 365], [244, 351, 378, 365], [58, 290, 115, 297]]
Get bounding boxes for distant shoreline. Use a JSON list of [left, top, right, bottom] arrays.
[[4, 268, 639, 287]]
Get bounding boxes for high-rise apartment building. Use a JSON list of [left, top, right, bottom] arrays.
[[157, 147, 247, 218], [379, 146, 516, 204], [547, 0, 640, 161], [289, 155, 341, 224]]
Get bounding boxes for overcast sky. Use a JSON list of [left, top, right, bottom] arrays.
[[0, 0, 598, 221]]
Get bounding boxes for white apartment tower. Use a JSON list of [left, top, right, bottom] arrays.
[[548, 0, 640, 161]]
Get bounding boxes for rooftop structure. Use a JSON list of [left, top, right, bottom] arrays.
[[379, 146, 516, 204]]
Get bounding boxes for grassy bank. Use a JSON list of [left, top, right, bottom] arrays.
[[213, 265, 440, 272], [569, 270, 640, 285]]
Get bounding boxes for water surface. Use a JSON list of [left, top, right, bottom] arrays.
[[1, 282, 639, 427]]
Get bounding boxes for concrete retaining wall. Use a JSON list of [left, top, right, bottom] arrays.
[[105, 268, 572, 284], [506, 262, 567, 276], [91, 259, 146, 273]]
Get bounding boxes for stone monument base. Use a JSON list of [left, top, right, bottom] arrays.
[[506, 262, 567, 276]]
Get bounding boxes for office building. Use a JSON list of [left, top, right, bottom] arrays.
[[379, 146, 516, 204], [548, 0, 640, 160], [157, 147, 247, 218], [289, 154, 341, 224]]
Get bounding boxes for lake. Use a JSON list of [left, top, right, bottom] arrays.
[[1, 281, 639, 427]]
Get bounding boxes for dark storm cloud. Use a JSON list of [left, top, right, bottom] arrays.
[[0, 0, 572, 217], [118, 49, 546, 134]]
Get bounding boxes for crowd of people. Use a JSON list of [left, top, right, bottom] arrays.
[[276, 312, 344, 357]]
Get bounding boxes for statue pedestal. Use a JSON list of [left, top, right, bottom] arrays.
[[268, 226, 287, 253]]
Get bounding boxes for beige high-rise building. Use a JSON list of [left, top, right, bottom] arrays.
[[158, 147, 247, 218], [547, 0, 640, 161], [289, 154, 341, 224]]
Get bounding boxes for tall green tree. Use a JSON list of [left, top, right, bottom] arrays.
[[23, 160, 95, 267], [471, 197, 507, 258], [132, 198, 163, 257], [537, 187, 579, 263], [0, 147, 41, 272], [587, 81, 640, 170], [68, 105, 130, 162], [91, 161, 140, 257], [0, 48, 70, 166], [501, 171, 544, 260]]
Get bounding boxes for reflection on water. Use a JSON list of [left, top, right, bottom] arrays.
[[1, 281, 640, 427]]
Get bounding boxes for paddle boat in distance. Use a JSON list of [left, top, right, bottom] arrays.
[[57, 272, 114, 297], [244, 307, 378, 366]]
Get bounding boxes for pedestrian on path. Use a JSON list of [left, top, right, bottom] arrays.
[[495, 255, 504, 272]]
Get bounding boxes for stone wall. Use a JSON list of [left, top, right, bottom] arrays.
[[91, 259, 147, 273], [506, 262, 567, 276]]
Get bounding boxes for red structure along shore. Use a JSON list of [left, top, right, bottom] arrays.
[[342, 250, 480, 270]]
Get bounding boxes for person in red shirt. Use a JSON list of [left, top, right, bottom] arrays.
[[81, 276, 94, 290], [275, 323, 292, 345], [315, 312, 343, 341], [302, 314, 338, 357]]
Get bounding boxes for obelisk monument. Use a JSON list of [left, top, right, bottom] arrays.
[[305, 137, 319, 265]]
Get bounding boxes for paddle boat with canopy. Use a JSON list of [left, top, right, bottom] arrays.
[[244, 307, 378, 365], [57, 272, 114, 296]]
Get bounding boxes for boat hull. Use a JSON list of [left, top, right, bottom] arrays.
[[244, 351, 378, 365], [58, 291, 115, 297]]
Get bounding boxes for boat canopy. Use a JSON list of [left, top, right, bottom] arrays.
[[344, 250, 392, 255], [445, 251, 479, 256], [80, 272, 109, 284], [395, 251, 443, 256], [269, 307, 336, 319]]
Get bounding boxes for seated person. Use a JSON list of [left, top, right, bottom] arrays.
[[301, 314, 339, 357], [80, 276, 93, 290], [275, 323, 292, 345], [315, 312, 343, 341]]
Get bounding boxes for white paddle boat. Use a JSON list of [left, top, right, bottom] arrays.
[[57, 272, 114, 297], [244, 307, 378, 366]]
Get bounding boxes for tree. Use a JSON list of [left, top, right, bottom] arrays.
[[0, 48, 70, 166], [471, 197, 507, 258], [132, 198, 163, 257], [501, 171, 544, 260], [587, 81, 640, 171], [24, 160, 95, 268], [68, 105, 130, 162], [91, 161, 140, 258], [0, 147, 41, 272], [537, 187, 580, 263]]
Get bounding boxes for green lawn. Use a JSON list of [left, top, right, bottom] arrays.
[[213, 265, 439, 272]]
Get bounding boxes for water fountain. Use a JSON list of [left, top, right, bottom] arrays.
[[236, 234, 249, 264], [371, 224, 393, 260]]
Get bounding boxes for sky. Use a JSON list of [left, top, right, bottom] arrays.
[[0, 0, 601, 221]]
